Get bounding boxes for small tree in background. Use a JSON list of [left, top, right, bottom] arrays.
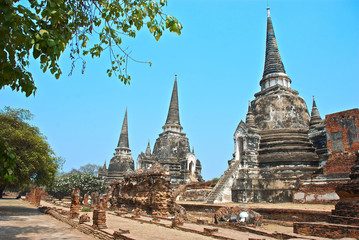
[[68, 163, 101, 176]]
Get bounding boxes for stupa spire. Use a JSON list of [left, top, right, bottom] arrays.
[[310, 96, 322, 126], [117, 109, 130, 150], [166, 75, 180, 125], [163, 75, 183, 133], [246, 101, 257, 129], [145, 139, 151, 155], [103, 160, 107, 170], [260, 8, 291, 90]]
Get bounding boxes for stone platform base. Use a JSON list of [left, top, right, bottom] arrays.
[[293, 222, 359, 239], [329, 214, 359, 226]]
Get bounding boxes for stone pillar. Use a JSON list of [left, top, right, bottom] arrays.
[[69, 188, 80, 219], [83, 193, 89, 207], [34, 188, 43, 205], [93, 209, 107, 229], [28, 188, 36, 204]]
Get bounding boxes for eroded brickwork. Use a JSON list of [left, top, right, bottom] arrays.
[[69, 188, 80, 219], [92, 209, 107, 229], [293, 151, 359, 239], [324, 109, 359, 174], [26, 187, 43, 205], [110, 164, 185, 217]]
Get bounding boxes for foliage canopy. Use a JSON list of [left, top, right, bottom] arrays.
[[0, 0, 182, 96], [47, 173, 108, 199], [0, 107, 61, 195]]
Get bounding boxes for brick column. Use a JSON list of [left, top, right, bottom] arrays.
[[34, 188, 43, 205], [93, 209, 107, 229], [69, 188, 80, 219]]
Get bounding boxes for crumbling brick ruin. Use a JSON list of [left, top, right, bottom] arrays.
[[175, 181, 215, 201], [92, 209, 107, 229], [69, 188, 80, 219], [110, 163, 185, 217], [294, 150, 359, 238], [294, 108, 359, 204], [25, 187, 43, 205]]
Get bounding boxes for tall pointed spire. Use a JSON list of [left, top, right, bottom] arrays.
[[310, 96, 322, 127], [103, 160, 107, 170], [246, 101, 257, 129], [263, 7, 286, 77], [260, 8, 291, 90], [145, 139, 151, 155], [166, 75, 180, 125], [117, 109, 130, 151], [163, 75, 183, 133]]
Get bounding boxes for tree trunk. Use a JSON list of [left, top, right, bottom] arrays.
[[0, 184, 6, 199]]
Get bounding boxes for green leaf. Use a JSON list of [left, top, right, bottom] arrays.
[[47, 39, 56, 47], [39, 29, 49, 37]]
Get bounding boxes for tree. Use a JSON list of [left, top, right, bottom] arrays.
[[47, 173, 108, 200], [0, 0, 182, 97], [67, 163, 101, 176], [0, 106, 61, 197]]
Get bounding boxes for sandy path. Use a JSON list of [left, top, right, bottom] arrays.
[[0, 197, 96, 240]]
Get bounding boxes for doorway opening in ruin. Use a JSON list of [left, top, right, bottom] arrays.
[[236, 137, 244, 160]]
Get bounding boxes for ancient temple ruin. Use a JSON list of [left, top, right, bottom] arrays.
[[137, 76, 203, 184], [294, 108, 359, 203], [109, 163, 183, 216], [207, 8, 322, 203], [99, 110, 134, 181]]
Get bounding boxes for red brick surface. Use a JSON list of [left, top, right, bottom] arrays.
[[324, 109, 359, 174], [294, 222, 359, 239]]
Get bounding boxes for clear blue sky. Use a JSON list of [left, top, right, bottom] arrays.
[[1, 0, 358, 181]]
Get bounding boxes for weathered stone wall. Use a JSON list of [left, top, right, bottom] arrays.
[[177, 182, 215, 201], [293, 181, 340, 204], [252, 92, 310, 130], [324, 109, 359, 174], [110, 164, 180, 216], [180, 203, 330, 222], [293, 109, 359, 204], [294, 222, 359, 239]]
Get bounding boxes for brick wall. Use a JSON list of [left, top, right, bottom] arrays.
[[180, 203, 330, 222], [293, 181, 341, 204], [324, 108, 359, 174], [294, 222, 359, 239]]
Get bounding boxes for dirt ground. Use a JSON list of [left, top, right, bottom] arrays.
[[1, 196, 338, 240], [0, 196, 97, 240]]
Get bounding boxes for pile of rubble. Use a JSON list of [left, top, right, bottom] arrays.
[[214, 206, 262, 227]]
